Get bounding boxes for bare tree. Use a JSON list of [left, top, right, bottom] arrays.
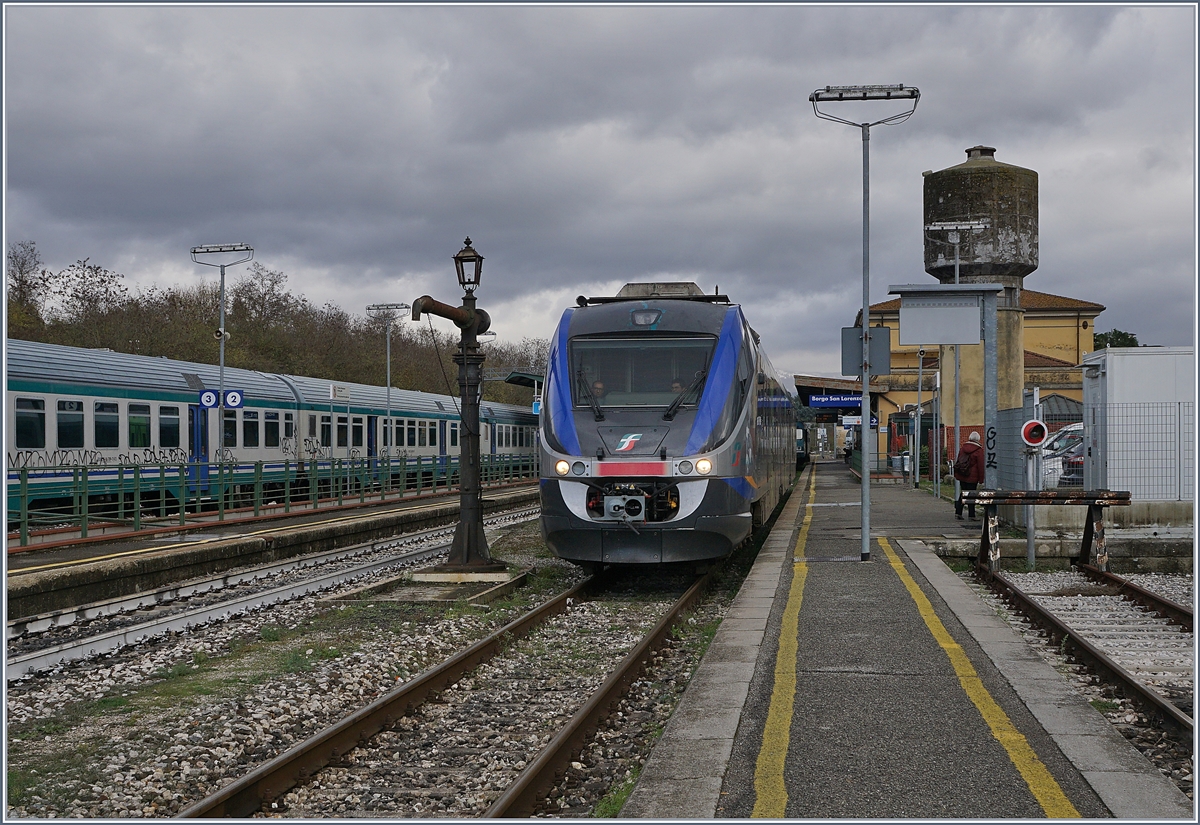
[[6, 240, 53, 337]]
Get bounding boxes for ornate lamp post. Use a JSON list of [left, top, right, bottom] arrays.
[[412, 238, 504, 571]]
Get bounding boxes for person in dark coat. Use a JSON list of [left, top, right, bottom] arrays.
[[954, 431, 985, 520]]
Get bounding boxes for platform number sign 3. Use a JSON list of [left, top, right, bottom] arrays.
[[1021, 419, 1048, 448], [199, 390, 218, 408]]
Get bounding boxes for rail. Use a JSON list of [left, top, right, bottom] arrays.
[[7, 453, 540, 549]]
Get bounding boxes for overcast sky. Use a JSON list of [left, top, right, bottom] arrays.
[[4, 4, 1196, 379]]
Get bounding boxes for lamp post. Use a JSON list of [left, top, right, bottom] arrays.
[[191, 243, 254, 455], [810, 84, 919, 562], [411, 238, 504, 571], [923, 219, 989, 503], [366, 302, 411, 451]]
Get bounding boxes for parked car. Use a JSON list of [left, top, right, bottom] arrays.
[[1057, 441, 1085, 487], [1040, 423, 1083, 489]]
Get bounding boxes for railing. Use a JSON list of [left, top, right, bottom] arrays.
[[6, 453, 541, 548]]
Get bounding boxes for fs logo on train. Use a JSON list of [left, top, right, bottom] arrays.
[[615, 433, 642, 452]]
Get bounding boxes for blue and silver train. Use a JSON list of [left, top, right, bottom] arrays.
[[538, 283, 796, 567], [5, 339, 538, 520]]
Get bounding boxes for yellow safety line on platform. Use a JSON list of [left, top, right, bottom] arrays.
[[751, 463, 816, 817], [8, 499, 452, 576], [878, 537, 1080, 818]]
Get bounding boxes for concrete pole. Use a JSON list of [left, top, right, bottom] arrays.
[[915, 348, 923, 488], [953, 239, 961, 506], [983, 290, 999, 490], [860, 122, 872, 563]]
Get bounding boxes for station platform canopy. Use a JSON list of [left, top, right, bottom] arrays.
[[793, 373, 887, 407]]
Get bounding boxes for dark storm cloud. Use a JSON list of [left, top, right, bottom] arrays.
[[5, 5, 1194, 376]]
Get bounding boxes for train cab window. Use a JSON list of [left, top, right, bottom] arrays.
[[16, 398, 46, 449], [320, 415, 332, 448], [95, 402, 120, 449], [128, 404, 152, 448], [243, 410, 260, 448], [159, 406, 180, 449], [337, 416, 348, 448], [264, 412, 280, 448], [351, 417, 363, 448], [450, 422, 459, 447], [407, 421, 417, 447], [284, 413, 294, 439], [57, 400, 85, 449], [428, 421, 437, 447], [223, 409, 238, 448], [571, 337, 714, 408]]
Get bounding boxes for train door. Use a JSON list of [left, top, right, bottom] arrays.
[[367, 416, 377, 457], [187, 405, 210, 492]]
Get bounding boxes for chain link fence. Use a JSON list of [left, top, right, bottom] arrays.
[[1086, 401, 1194, 501]]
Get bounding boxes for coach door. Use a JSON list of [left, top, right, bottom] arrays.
[[187, 405, 210, 492]]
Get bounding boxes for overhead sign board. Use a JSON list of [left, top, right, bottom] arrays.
[[199, 390, 218, 409], [840, 415, 878, 427], [898, 293, 982, 345], [223, 390, 243, 409], [330, 384, 350, 401], [810, 394, 862, 407], [841, 327, 891, 377]]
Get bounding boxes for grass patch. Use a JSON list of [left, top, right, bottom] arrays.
[[6, 737, 108, 809], [1090, 698, 1121, 712], [593, 765, 642, 818]]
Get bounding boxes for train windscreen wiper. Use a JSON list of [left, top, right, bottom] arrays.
[[663, 369, 707, 421], [577, 369, 605, 421]]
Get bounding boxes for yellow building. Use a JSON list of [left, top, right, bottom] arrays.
[[856, 289, 1104, 460]]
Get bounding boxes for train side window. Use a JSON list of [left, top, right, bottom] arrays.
[[337, 416, 348, 448], [159, 406, 180, 449], [428, 421, 437, 447], [320, 415, 331, 448], [450, 422, 459, 447], [284, 412, 294, 439], [352, 417, 363, 448], [16, 398, 46, 449], [309, 415, 318, 439], [418, 422, 427, 447], [223, 409, 238, 448], [128, 404, 152, 448], [383, 417, 390, 447], [407, 421, 416, 447], [57, 400, 85, 449], [264, 412, 280, 448], [95, 402, 120, 449], [243, 410, 260, 448]]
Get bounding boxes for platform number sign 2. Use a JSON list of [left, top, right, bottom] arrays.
[[198, 390, 218, 408], [223, 390, 244, 408], [1021, 419, 1048, 448]]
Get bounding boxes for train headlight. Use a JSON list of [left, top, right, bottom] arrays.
[[572, 461, 587, 475], [555, 460, 570, 476], [677, 460, 693, 475], [696, 458, 712, 475]]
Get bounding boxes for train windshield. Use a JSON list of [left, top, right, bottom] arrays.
[[570, 337, 715, 407]]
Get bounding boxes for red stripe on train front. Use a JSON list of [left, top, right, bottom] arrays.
[[595, 461, 669, 477]]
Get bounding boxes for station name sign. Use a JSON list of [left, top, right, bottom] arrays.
[[809, 394, 862, 407]]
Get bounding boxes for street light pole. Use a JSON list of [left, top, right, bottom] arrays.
[[810, 84, 919, 562], [191, 243, 254, 453], [367, 302, 411, 451]]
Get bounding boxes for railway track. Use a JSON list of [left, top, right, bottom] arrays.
[[6, 507, 541, 680], [178, 566, 716, 818], [979, 566, 1193, 733]]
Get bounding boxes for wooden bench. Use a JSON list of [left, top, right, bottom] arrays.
[[961, 489, 1131, 574]]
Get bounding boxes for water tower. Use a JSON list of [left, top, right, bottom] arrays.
[[924, 145, 1038, 421]]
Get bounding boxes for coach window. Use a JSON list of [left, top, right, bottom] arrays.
[[284, 413, 294, 439], [159, 406, 180, 449], [407, 420, 416, 447], [449, 421, 459, 447], [320, 415, 332, 448], [57, 400, 85, 449], [95, 402, 120, 449], [243, 410, 260, 448], [16, 398, 46, 449], [428, 421, 437, 447], [352, 417, 363, 448], [223, 409, 238, 448], [337, 416, 349, 448], [129, 404, 152, 449], [418, 421, 427, 447], [264, 412, 280, 448]]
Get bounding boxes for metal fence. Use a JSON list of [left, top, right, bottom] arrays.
[[1086, 402, 1194, 501]]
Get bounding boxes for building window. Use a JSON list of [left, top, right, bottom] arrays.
[[129, 403, 151, 449], [243, 410, 260, 448], [337, 416, 348, 448], [57, 400, 85, 449], [16, 398, 46, 449], [264, 412, 280, 448], [223, 409, 238, 448], [95, 402, 120, 449], [159, 406, 180, 449], [352, 417, 363, 448]]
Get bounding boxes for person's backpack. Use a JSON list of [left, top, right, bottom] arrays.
[[953, 450, 972, 479]]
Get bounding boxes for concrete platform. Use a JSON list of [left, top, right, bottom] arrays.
[[622, 460, 1193, 819]]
